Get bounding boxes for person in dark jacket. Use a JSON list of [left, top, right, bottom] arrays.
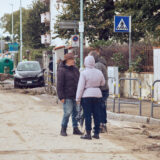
[[90, 51, 109, 133], [49, 57, 53, 84], [57, 52, 82, 136]]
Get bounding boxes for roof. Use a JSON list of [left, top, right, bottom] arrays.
[[67, 46, 73, 50], [18, 61, 39, 64]]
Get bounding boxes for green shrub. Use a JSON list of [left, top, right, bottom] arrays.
[[111, 52, 127, 72], [131, 53, 146, 72]]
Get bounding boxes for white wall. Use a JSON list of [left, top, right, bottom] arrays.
[[154, 48, 160, 101], [54, 48, 64, 81], [119, 72, 154, 100], [50, 0, 67, 46]]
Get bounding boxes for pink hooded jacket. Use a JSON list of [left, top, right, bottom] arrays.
[[76, 55, 105, 102]]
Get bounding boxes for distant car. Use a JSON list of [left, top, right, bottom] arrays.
[[13, 61, 45, 88]]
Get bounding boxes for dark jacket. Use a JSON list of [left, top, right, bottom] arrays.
[[49, 61, 53, 71], [57, 62, 79, 100], [96, 57, 109, 91], [91, 52, 109, 91]]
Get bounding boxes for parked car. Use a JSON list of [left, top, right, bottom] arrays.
[[13, 61, 45, 88]]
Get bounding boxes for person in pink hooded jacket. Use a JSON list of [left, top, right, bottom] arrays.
[[76, 55, 105, 140]]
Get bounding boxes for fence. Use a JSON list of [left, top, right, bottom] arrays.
[[151, 80, 160, 117], [118, 78, 142, 116]]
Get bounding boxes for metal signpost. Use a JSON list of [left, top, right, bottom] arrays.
[[80, 0, 84, 69], [114, 16, 132, 96], [58, 0, 84, 68]]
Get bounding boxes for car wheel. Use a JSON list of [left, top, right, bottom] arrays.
[[40, 81, 45, 87]]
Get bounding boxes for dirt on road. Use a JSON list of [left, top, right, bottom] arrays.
[[0, 87, 160, 160]]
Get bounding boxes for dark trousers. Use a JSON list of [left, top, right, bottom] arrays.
[[50, 73, 53, 84], [100, 90, 109, 124], [81, 98, 101, 134]]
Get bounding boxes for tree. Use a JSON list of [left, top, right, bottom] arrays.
[[115, 0, 160, 43], [24, 0, 49, 48], [55, 0, 115, 43], [1, 8, 29, 41], [1, 0, 49, 49]]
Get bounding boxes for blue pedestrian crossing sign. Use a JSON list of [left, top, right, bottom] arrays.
[[114, 16, 131, 33]]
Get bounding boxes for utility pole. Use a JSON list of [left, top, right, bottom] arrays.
[[80, 0, 84, 69], [11, 4, 14, 43], [20, 0, 23, 62], [129, 16, 132, 97], [0, 23, 3, 54]]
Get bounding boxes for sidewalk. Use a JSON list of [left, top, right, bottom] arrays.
[[107, 97, 160, 124]]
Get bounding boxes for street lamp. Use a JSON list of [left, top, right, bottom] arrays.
[[20, 0, 23, 62], [10, 3, 14, 43]]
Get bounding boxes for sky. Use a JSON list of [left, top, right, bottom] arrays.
[[0, 0, 34, 19]]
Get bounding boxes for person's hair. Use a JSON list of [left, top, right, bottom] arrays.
[[50, 57, 53, 61], [89, 51, 99, 63]]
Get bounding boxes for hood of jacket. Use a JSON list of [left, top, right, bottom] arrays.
[[98, 56, 107, 66], [84, 56, 95, 68]]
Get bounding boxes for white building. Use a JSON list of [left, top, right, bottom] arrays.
[[50, 0, 67, 46], [41, 0, 67, 47]]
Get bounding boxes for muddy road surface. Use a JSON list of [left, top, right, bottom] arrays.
[[0, 88, 160, 160]]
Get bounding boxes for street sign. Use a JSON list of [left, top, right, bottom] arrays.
[[41, 12, 50, 24], [58, 21, 78, 29], [114, 16, 131, 32], [8, 42, 19, 52], [71, 35, 79, 47], [114, 15, 132, 96], [41, 34, 51, 45]]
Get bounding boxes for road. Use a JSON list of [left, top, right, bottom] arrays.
[[0, 88, 160, 160]]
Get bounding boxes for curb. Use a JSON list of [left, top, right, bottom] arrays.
[[108, 111, 160, 125]]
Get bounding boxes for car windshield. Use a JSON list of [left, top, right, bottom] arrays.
[[17, 62, 41, 71]]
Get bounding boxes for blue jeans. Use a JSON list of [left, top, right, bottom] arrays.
[[81, 98, 101, 134], [61, 99, 78, 128], [100, 90, 109, 124]]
